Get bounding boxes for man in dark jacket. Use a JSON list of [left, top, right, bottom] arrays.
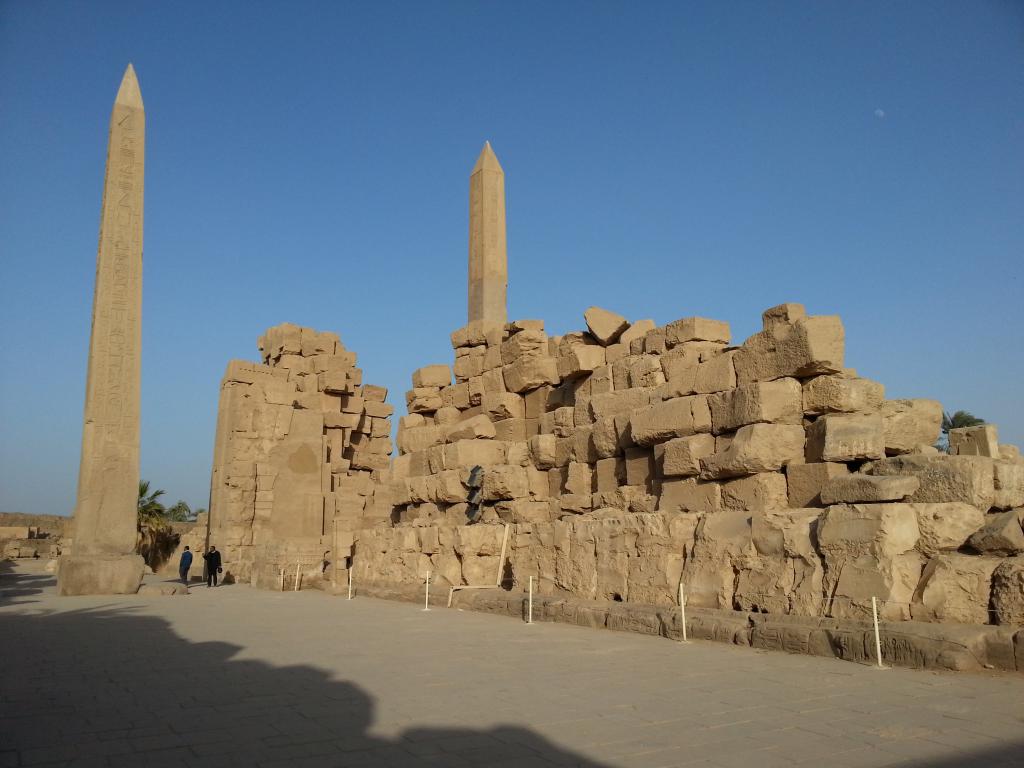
[[203, 546, 222, 587], [178, 546, 193, 585]]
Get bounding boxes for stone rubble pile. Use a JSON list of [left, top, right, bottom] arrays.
[[356, 303, 1023, 626], [208, 323, 394, 586]]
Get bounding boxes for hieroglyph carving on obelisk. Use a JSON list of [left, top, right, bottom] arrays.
[[58, 64, 146, 595], [467, 141, 508, 325]]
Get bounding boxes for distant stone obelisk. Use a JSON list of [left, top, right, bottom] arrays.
[[468, 141, 508, 325], [58, 64, 146, 596]]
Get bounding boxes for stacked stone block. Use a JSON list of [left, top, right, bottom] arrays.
[[208, 323, 393, 586], [365, 303, 1023, 628]]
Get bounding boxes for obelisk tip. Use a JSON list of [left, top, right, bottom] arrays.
[[472, 141, 503, 174], [115, 63, 143, 109]]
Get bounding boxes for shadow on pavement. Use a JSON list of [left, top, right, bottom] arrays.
[[0, 594, 614, 767], [0, 558, 50, 606]]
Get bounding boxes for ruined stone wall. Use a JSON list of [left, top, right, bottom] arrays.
[[207, 323, 394, 586], [350, 303, 1023, 628]]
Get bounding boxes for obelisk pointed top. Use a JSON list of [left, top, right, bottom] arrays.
[[115, 63, 143, 109], [472, 141, 503, 174]]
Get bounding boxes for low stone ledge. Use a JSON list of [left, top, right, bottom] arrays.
[[348, 580, 1022, 673]]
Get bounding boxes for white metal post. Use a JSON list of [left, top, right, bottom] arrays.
[[422, 573, 431, 611], [871, 596, 884, 668], [679, 582, 688, 643], [294, 562, 301, 592], [347, 568, 353, 600], [528, 576, 534, 624]]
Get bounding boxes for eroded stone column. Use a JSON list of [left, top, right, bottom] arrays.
[[468, 141, 508, 325], [58, 64, 146, 595]]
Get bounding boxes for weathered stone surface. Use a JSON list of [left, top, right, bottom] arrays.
[[658, 434, 716, 477], [664, 317, 730, 346], [721, 473, 788, 511], [658, 478, 721, 513], [993, 460, 1024, 510], [412, 365, 452, 388], [736, 508, 823, 615], [629, 396, 711, 447], [468, 142, 507, 325], [584, 306, 629, 345], [503, 356, 559, 393], [866, 454, 995, 509], [967, 509, 1024, 556], [820, 475, 920, 505], [700, 424, 806, 479], [786, 462, 849, 508], [802, 375, 884, 415], [60, 66, 146, 596], [734, 315, 845, 383], [682, 510, 753, 608], [950, 424, 1000, 458], [446, 414, 496, 442], [912, 553, 1000, 624], [806, 413, 884, 463], [880, 399, 942, 455], [693, 351, 737, 394], [817, 503, 923, 620], [991, 557, 1024, 625], [557, 344, 606, 380], [708, 379, 802, 434], [913, 502, 986, 556], [618, 319, 656, 348]]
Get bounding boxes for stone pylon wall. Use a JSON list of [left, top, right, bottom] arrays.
[[354, 303, 1023, 627], [207, 323, 394, 586]]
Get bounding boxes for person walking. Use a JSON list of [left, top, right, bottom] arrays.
[[178, 545, 193, 585], [203, 546, 222, 587]]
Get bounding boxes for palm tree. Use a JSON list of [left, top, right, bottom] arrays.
[[164, 500, 194, 523], [137, 480, 166, 525]]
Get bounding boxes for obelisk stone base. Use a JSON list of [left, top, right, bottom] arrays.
[[56, 555, 145, 596]]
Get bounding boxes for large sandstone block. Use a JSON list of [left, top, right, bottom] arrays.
[[866, 454, 995, 509], [629, 396, 711, 447], [442, 439, 506, 469], [682, 509, 753, 608], [786, 462, 849, 508], [482, 465, 529, 500], [721, 472, 788, 511], [806, 413, 884, 463], [991, 557, 1024, 625], [913, 502, 986, 556], [736, 508, 824, 615], [820, 475, 919, 505], [880, 399, 942, 455], [481, 392, 525, 421], [967, 509, 1024, 555], [658, 478, 721, 513], [994, 460, 1024, 510], [446, 415, 496, 442], [708, 379, 802, 434], [665, 317, 730, 347], [503, 356, 559, 393], [802, 375, 884, 415], [500, 328, 548, 364], [912, 553, 1000, 625], [693, 351, 737, 394], [734, 315, 845, 383], [450, 320, 504, 349], [657, 433, 716, 477], [590, 388, 652, 419], [56, 555, 145, 596], [584, 306, 629, 345], [557, 345, 606, 380], [529, 434, 557, 469], [817, 503, 923, 620], [412, 365, 452, 388], [619, 319, 656, 348], [700, 423, 805, 479], [624, 447, 656, 490], [949, 424, 1000, 457]]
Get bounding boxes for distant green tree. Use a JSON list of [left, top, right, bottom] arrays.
[[137, 480, 167, 525], [936, 410, 986, 453], [164, 500, 194, 523]]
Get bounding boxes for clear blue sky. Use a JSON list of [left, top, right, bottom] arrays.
[[1, 1, 1022, 516]]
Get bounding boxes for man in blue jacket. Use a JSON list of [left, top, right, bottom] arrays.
[[178, 546, 193, 585]]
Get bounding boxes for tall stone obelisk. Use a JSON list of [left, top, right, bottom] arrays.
[[468, 141, 508, 325], [58, 64, 146, 595]]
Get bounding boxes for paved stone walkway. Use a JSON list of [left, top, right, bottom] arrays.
[[1, 560, 1022, 768]]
